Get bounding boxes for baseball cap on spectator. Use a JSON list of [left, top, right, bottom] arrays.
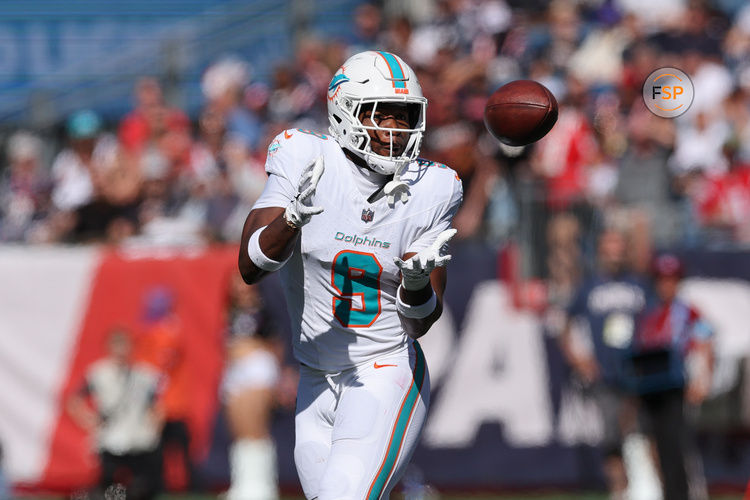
[[7, 131, 42, 162], [143, 285, 175, 322], [651, 253, 684, 279], [201, 57, 251, 100], [66, 110, 102, 139]]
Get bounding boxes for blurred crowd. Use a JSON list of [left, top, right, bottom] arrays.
[[3, 0, 750, 264]]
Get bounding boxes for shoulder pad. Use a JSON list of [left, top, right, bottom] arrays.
[[416, 158, 461, 182]]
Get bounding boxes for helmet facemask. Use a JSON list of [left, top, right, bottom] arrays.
[[330, 96, 426, 175]]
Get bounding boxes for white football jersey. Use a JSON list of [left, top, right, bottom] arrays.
[[253, 129, 463, 371]]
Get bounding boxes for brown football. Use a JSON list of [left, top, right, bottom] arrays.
[[484, 80, 558, 146]]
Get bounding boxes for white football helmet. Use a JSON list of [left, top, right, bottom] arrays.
[[327, 51, 427, 175]]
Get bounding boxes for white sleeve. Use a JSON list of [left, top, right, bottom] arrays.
[[252, 172, 295, 210], [406, 175, 463, 254], [250, 130, 312, 210]]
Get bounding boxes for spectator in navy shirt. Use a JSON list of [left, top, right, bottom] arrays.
[[559, 228, 648, 499]]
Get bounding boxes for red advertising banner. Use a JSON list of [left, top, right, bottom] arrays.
[[30, 246, 237, 491]]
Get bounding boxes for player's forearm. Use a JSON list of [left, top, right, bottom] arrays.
[[398, 287, 443, 339], [397, 274, 445, 338], [259, 214, 299, 260], [394, 231, 454, 338], [239, 208, 299, 284]]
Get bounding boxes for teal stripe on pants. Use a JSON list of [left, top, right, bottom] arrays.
[[366, 341, 426, 500]]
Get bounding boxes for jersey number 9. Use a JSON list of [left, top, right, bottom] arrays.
[[331, 251, 382, 328]]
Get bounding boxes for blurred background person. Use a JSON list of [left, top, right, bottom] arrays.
[[136, 286, 195, 493], [626, 254, 714, 500], [50, 110, 116, 220], [0, 443, 8, 500], [0, 131, 49, 242], [220, 274, 283, 500], [559, 227, 649, 499], [66, 328, 163, 500], [201, 58, 261, 151], [118, 77, 190, 156], [49, 109, 139, 243]]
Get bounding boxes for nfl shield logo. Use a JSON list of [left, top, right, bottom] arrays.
[[361, 208, 374, 223]]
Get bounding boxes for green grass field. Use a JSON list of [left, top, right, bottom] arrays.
[[21, 494, 746, 500], [158, 494, 744, 500]]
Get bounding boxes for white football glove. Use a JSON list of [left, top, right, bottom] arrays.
[[284, 155, 325, 228], [394, 228, 457, 290]]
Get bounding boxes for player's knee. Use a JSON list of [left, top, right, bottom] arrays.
[[317, 454, 366, 500], [294, 439, 328, 465], [294, 440, 330, 498]]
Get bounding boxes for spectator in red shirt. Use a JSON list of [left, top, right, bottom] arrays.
[[136, 286, 195, 492], [119, 78, 190, 155], [693, 143, 750, 242], [531, 76, 599, 208], [626, 254, 713, 500]]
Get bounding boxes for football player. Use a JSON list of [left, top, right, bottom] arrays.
[[239, 50, 462, 499]]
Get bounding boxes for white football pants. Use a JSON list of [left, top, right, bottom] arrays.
[[294, 341, 429, 500]]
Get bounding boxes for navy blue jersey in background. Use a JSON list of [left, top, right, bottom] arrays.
[[566, 273, 649, 387]]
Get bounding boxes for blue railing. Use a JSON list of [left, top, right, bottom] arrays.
[[0, 0, 360, 124]]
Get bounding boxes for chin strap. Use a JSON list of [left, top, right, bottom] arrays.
[[384, 161, 410, 207]]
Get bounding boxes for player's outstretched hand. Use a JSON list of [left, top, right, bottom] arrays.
[[284, 155, 325, 228], [394, 228, 457, 290]]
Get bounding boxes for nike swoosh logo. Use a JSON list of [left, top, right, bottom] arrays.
[[374, 362, 397, 369], [284, 130, 293, 139]]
